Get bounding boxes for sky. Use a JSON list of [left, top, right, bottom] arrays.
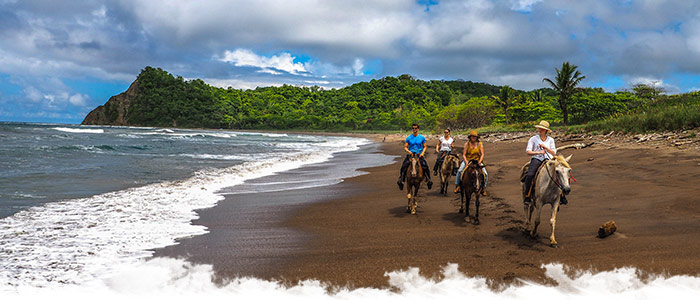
[[2, 0, 700, 124]]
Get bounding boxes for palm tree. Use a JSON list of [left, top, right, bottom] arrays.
[[543, 62, 585, 126], [530, 90, 545, 102], [492, 85, 513, 124]]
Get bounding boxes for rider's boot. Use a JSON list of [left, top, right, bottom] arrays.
[[397, 171, 405, 190], [424, 169, 433, 190], [454, 186, 460, 194], [523, 176, 533, 204]]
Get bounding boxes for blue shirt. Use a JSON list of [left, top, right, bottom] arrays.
[[405, 134, 426, 154]]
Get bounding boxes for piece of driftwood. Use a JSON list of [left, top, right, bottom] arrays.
[[491, 134, 528, 142], [558, 142, 595, 151], [597, 221, 617, 238]]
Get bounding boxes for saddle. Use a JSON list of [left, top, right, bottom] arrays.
[[520, 159, 548, 198]]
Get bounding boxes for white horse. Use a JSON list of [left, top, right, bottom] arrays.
[[520, 155, 572, 247]]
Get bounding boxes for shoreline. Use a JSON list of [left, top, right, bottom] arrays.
[[155, 132, 700, 288]]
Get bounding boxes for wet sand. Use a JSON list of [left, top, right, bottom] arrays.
[[156, 133, 700, 288]]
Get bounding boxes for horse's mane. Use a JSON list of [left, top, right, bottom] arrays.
[[552, 155, 572, 169]]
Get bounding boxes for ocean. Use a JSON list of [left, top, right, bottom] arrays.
[[1, 122, 698, 299]]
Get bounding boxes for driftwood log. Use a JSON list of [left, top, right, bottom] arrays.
[[597, 221, 617, 238], [558, 142, 595, 151]]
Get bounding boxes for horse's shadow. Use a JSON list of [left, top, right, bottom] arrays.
[[441, 211, 469, 227], [388, 206, 415, 218], [496, 226, 546, 252]]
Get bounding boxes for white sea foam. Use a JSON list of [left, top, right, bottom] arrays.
[[133, 131, 237, 139], [177, 153, 256, 161], [0, 137, 369, 290], [52, 127, 105, 134], [2, 260, 699, 299]]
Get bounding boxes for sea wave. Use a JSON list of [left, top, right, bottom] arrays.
[[2, 261, 698, 299], [177, 153, 255, 161], [52, 127, 104, 134], [0, 137, 369, 289]]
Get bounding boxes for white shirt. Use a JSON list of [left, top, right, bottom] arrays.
[[439, 136, 454, 152], [526, 135, 556, 161]]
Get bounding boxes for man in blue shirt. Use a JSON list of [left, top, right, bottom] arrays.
[[397, 124, 433, 190]]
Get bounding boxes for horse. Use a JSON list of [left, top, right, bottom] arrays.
[[458, 159, 484, 225], [520, 155, 573, 247], [405, 153, 424, 215], [439, 153, 460, 196]]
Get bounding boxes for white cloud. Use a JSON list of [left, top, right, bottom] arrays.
[[219, 49, 307, 75], [352, 59, 365, 76], [510, 0, 543, 12], [24, 86, 43, 102], [69, 93, 89, 106]]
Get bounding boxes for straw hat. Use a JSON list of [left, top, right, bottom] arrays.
[[534, 120, 552, 132], [468, 130, 479, 139]]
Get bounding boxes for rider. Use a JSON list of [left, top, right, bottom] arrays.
[[454, 130, 487, 195], [397, 123, 433, 190], [433, 128, 455, 176], [523, 120, 566, 205]]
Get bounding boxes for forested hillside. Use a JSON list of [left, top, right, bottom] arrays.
[[83, 66, 688, 132]]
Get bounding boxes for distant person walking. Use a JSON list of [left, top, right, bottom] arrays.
[[397, 124, 433, 190], [454, 131, 487, 195], [433, 128, 455, 176]]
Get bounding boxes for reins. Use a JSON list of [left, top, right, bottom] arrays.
[[545, 160, 575, 191]]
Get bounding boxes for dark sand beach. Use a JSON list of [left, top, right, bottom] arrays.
[[155, 133, 700, 288]]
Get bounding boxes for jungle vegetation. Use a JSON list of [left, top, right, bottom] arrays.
[[115, 66, 697, 133]]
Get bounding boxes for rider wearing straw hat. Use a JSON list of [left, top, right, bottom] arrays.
[[523, 120, 566, 205], [454, 130, 487, 195]]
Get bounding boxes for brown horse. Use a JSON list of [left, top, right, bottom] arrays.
[[405, 153, 424, 215], [439, 154, 460, 196], [458, 159, 484, 225]]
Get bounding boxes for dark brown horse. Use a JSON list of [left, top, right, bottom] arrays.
[[458, 159, 484, 225], [405, 153, 424, 214]]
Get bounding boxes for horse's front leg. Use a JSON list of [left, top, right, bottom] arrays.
[[530, 204, 542, 239], [406, 187, 412, 213], [473, 193, 480, 225], [440, 173, 446, 195], [549, 202, 560, 247], [411, 187, 419, 215], [442, 174, 449, 196], [464, 191, 471, 222]]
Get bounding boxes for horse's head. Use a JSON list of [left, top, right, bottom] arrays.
[[445, 154, 459, 171], [548, 154, 573, 195], [408, 153, 421, 177]]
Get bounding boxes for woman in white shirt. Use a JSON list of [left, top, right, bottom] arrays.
[[433, 128, 455, 176], [523, 120, 561, 204]]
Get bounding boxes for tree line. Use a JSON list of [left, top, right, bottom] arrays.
[[113, 65, 676, 131]]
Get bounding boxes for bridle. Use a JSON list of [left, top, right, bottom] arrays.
[[545, 160, 575, 191]]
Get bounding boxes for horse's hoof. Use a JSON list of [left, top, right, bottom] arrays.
[[458, 208, 464, 214], [405, 207, 411, 213], [473, 219, 480, 225], [411, 208, 416, 215], [550, 243, 558, 248]]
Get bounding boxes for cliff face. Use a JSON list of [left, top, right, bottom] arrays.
[[81, 80, 140, 126]]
